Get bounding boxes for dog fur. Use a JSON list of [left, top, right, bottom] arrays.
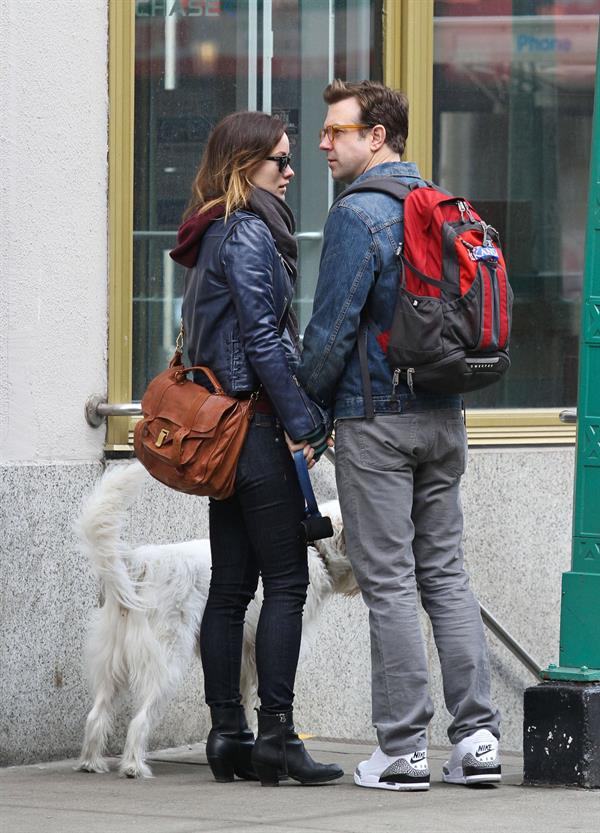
[[75, 461, 356, 778]]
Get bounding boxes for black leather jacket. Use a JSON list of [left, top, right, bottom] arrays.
[[181, 210, 326, 442]]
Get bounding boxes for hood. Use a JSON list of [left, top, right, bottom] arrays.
[[169, 204, 225, 267]]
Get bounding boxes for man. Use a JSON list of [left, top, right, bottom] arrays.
[[297, 80, 501, 792]]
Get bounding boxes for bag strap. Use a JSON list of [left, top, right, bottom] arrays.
[[336, 178, 459, 297], [293, 450, 321, 519], [168, 321, 186, 368], [333, 176, 413, 205], [172, 295, 291, 397], [357, 316, 375, 420], [173, 364, 226, 393], [398, 254, 461, 299], [334, 177, 412, 423], [175, 283, 293, 364], [336, 177, 461, 419]]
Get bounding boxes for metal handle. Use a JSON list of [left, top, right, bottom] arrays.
[[295, 231, 323, 241], [133, 229, 323, 240], [85, 396, 141, 428], [479, 603, 541, 679], [133, 230, 323, 241], [559, 408, 577, 424]]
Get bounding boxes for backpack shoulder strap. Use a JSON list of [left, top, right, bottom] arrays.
[[333, 177, 447, 419], [332, 176, 412, 420], [357, 317, 375, 420], [333, 176, 413, 206]]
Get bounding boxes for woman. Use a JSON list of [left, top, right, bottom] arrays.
[[169, 112, 343, 787]]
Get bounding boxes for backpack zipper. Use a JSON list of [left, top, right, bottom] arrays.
[[392, 367, 415, 395], [457, 200, 476, 224]]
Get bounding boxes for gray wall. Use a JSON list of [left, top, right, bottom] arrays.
[[0, 447, 572, 765]]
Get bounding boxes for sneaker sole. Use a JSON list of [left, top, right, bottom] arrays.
[[354, 772, 430, 791], [442, 769, 501, 786]]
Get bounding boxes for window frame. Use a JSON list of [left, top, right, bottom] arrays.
[[105, 0, 576, 450], [385, 0, 575, 446], [107, 0, 135, 451]]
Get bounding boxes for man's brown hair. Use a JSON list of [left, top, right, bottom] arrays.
[[323, 79, 409, 156]]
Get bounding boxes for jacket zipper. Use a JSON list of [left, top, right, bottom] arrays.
[[292, 373, 320, 430], [278, 296, 290, 332]]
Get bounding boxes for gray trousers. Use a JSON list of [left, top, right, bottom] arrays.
[[335, 410, 500, 754]]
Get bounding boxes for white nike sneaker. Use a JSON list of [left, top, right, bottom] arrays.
[[354, 746, 430, 791], [442, 729, 501, 786]]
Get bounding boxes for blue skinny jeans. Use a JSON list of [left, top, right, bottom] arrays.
[[200, 413, 309, 714]]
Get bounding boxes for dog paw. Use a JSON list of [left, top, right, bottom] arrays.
[[119, 761, 153, 779], [74, 758, 110, 774]]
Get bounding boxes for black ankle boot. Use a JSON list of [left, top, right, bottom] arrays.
[[251, 710, 344, 786], [206, 705, 258, 782]]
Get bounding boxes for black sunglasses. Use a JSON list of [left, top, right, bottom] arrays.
[[265, 153, 292, 173]]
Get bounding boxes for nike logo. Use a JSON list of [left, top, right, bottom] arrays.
[[475, 744, 493, 758], [410, 751, 427, 764]]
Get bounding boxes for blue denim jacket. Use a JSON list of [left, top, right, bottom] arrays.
[[297, 162, 461, 419]]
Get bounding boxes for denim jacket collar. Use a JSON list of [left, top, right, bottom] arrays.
[[351, 160, 421, 186]]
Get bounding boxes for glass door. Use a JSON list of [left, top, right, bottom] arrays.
[[132, 0, 381, 399], [433, 0, 600, 410]]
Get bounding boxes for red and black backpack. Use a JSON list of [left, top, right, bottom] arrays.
[[337, 177, 513, 416]]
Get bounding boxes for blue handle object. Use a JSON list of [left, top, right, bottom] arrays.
[[293, 450, 334, 541], [293, 449, 320, 518]]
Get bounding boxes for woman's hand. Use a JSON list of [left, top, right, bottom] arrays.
[[285, 433, 334, 469], [284, 433, 316, 469]]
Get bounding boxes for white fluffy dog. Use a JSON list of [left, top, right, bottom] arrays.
[[75, 462, 356, 779]]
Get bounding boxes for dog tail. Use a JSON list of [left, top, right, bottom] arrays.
[[76, 461, 148, 609]]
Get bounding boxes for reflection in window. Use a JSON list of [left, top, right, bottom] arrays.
[[132, 1, 381, 400], [433, 0, 599, 408]]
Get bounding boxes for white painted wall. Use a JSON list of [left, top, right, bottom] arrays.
[[0, 0, 109, 463]]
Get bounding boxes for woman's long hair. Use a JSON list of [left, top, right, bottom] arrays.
[[183, 111, 285, 220]]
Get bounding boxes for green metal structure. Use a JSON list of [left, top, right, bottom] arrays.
[[541, 33, 600, 684]]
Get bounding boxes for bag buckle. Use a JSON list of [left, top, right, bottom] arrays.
[[155, 428, 169, 448]]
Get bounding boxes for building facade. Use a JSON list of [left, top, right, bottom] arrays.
[[1, 0, 596, 765]]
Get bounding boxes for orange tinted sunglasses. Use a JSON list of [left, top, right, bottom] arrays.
[[319, 123, 371, 142]]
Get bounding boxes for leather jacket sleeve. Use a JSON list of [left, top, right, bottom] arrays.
[[220, 217, 326, 442]]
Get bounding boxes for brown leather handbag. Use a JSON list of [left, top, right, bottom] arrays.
[[133, 335, 256, 499]]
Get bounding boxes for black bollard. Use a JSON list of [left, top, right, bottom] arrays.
[[523, 682, 600, 788]]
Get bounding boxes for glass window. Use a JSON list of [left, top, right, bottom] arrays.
[[433, 0, 599, 408], [132, 0, 382, 400]]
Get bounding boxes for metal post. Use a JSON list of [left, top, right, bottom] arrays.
[[540, 31, 600, 686], [523, 31, 600, 790]]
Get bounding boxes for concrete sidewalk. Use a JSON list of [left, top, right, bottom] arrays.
[[0, 739, 597, 833]]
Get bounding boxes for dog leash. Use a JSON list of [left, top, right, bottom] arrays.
[[293, 450, 334, 541]]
